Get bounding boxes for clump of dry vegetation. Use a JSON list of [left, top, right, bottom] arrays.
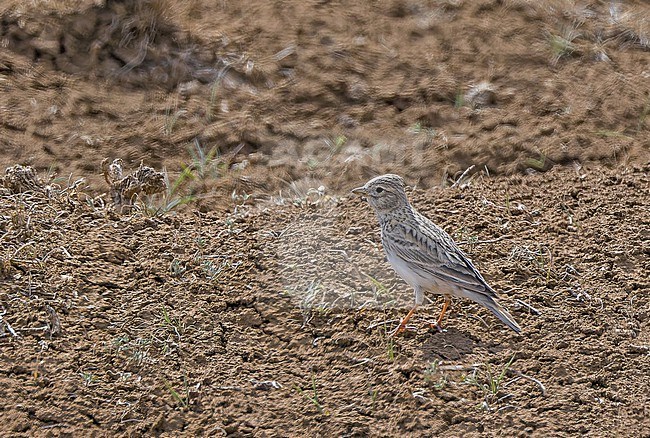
[[535, 0, 650, 64], [1, 165, 44, 194], [101, 158, 167, 214]]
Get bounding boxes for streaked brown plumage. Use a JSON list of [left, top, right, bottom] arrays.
[[352, 174, 521, 335]]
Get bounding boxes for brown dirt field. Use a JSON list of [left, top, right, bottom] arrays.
[[1, 0, 649, 436]]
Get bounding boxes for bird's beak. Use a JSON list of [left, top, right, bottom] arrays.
[[351, 186, 367, 195]]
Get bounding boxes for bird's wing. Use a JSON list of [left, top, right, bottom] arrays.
[[389, 214, 497, 296]]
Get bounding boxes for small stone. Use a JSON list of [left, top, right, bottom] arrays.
[[464, 82, 496, 108]]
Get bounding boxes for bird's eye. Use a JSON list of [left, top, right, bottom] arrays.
[[375, 187, 384, 193]]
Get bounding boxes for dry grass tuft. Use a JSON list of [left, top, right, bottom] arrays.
[[101, 158, 167, 213], [1, 165, 44, 194]]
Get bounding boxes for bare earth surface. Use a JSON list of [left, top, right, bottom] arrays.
[[1, 0, 649, 436]]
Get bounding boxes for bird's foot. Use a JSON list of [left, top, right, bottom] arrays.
[[389, 322, 416, 337], [389, 323, 406, 337], [429, 322, 446, 333]]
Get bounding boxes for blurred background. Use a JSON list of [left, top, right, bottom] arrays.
[[0, 0, 647, 211]]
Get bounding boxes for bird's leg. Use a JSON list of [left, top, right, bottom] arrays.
[[390, 305, 419, 337], [431, 296, 452, 332]]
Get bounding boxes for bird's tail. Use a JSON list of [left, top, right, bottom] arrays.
[[470, 293, 522, 333]]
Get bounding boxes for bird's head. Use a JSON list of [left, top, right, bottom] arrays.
[[351, 174, 409, 213]]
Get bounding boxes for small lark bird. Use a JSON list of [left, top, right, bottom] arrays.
[[352, 174, 521, 336]]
